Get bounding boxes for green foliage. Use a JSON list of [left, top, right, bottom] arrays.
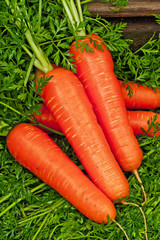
[[0, 1, 160, 240]]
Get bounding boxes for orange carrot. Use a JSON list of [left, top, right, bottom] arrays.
[[7, 123, 116, 224], [119, 80, 160, 109], [41, 67, 129, 202], [127, 110, 160, 137], [62, 0, 143, 177], [70, 35, 143, 172], [34, 64, 130, 203], [69, 34, 147, 205]]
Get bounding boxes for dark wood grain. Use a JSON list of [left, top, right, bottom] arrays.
[[87, 0, 160, 17], [86, 0, 160, 49], [115, 17, 159, 50]]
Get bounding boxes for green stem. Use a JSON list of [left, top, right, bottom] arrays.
[[32, 212, 50, 240], [22, 45, 45, 72], [76, 0, 84, 23], [0, 101, 64, 136], [134, 33, 156, 54], [143, 149, 155, 160], [0, 183, 46, 218], [62, 0, 76, 31], [18, 199, 66, 225], [0, 193, 12, 204], [70, 0, 81, 24], [38, 0, 42, 32], [24, 53, 36, 86], [5, 0, 53, 73], [24, 30, 53, 73], [0, 101, 22, 115], [36, 122, 64, 136], [139, 140, 153, 147], [62, 0, 86, 36], [81, 0, 93, 4]]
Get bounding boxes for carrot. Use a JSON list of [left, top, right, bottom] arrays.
[[127, 110, 160, 137], [62, 0, 145, 204], [119, 80, 160, 109], [6, 123, 116, 224], [6, 1, 130, 203], [42, 67, 129, 202], [70, 35, 143, 172], [30, 103, 63, 134]]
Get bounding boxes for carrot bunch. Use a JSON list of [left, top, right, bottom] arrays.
[[5, 1, 159, 239], [6, 0, 130, 230]]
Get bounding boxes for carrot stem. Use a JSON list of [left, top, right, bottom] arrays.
[[133, 169, 147, 206], [0, 101, 64, 136], [122, 201, 148, 240], [38, 0, 42, 32], [24, 53, 36, 86], [62, 0, 85, 36], [32, 212, 50, 240], [18, 199, 66, 225], [5, 0, 53, 73], [76, 0, 84, 23], [0, 193, 12, 204]]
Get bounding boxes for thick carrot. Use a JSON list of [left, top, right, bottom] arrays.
[[42, 67, 129, 202], [62, 0, 143, 175], [7, 123, 116, 224], [119, 80, 160, 109], [127, 110, 160, 137], [30, 103, 63, 134], [34, 62, 130, 202], [70, 35, 143, 173]]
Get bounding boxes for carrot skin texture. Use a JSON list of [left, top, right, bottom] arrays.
[[119, 80, 160, 109], [41, 67, 129, 202], [31, 103, 160, 139], [127, 110, 160, 137], [7, 123, 116, 224], [30, 103, 62, 134], [70, 34, 143, 172]]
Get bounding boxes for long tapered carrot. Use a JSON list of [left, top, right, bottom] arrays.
[[70, 35, 143, 172], [61, 0, 145, 204], [7, 123, 116, 224], [127, 110, 160, 137], [119, 80, 160, 109], [41, 67, 129, 202]]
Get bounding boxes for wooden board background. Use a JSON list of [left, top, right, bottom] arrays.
[[87, 0, 160, 50]]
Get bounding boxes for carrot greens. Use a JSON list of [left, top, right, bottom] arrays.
[[0, 1, 160, 239]]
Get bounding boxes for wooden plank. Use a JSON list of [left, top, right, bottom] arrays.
[[119, 17, 159, 50], [87, 0, 160, 17], [86, 0, 160, 49]]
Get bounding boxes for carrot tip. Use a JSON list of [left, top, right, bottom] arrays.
[[132, 169, 147, 206]]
